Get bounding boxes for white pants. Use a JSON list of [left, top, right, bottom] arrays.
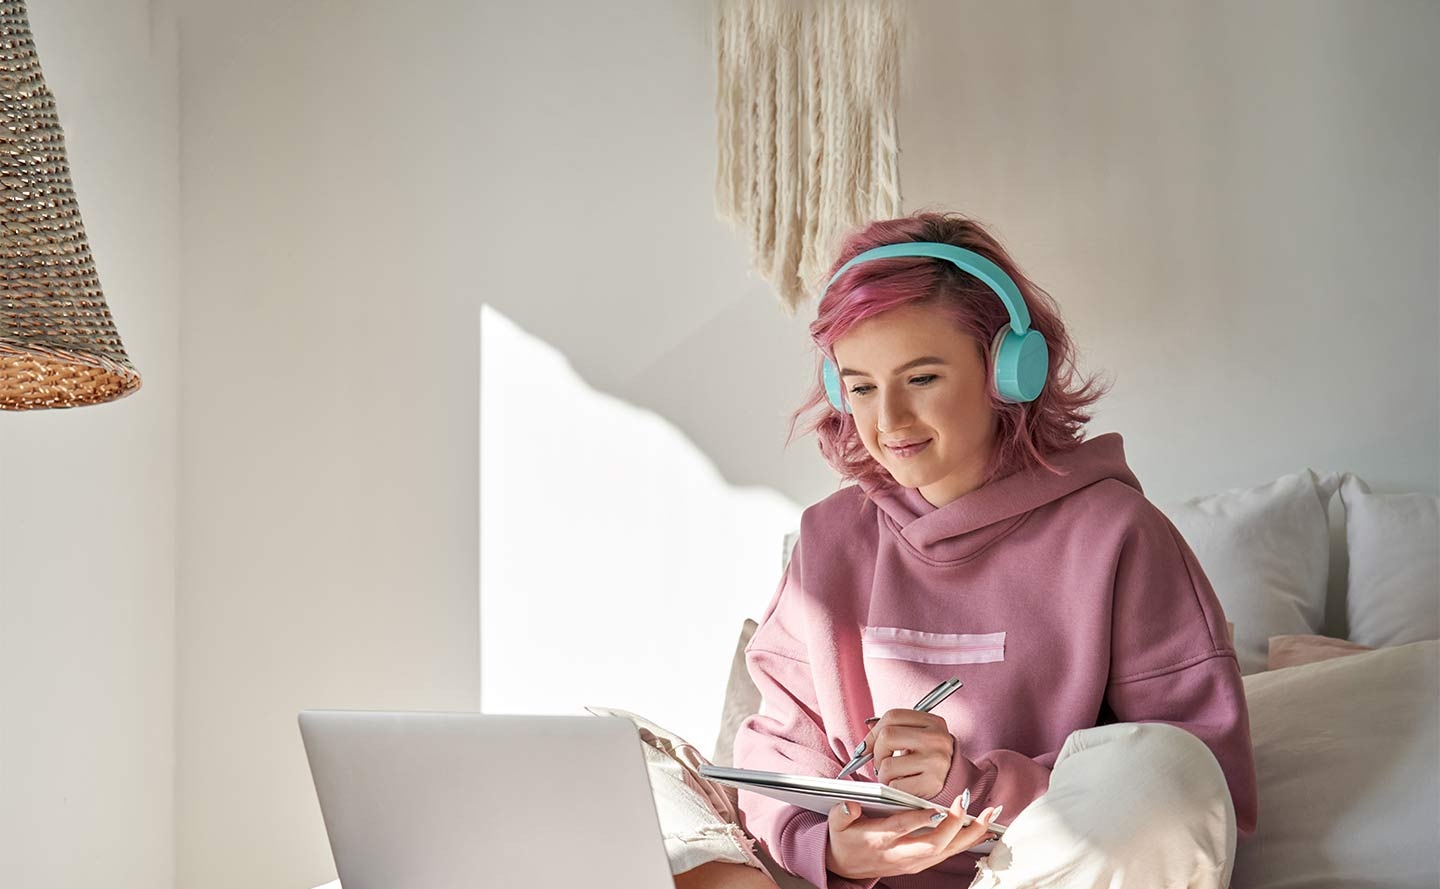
[[966, 721, 1237, 889]]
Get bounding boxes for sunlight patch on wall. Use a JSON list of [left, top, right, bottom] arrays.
[[480, 304, 803, 751]]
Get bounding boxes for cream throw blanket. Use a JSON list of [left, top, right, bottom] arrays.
[[713, 0, 905, 316]]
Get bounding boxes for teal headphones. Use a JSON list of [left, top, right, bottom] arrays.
[[819, 242, 1049, 413]]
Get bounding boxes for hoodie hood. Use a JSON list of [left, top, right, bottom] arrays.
[[858, 432, 1141, 561]]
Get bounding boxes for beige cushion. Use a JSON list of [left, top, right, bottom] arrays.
[[712, 619, 761, 765], [1265, 633, 1372, 671]]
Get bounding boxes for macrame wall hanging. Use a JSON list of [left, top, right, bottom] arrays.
[[714, 0, 904, 317]]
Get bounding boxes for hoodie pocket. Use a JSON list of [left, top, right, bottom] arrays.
[[861, 627, 1006, 665]]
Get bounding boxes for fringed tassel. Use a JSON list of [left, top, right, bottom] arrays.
[[714, 0, 904, 317]]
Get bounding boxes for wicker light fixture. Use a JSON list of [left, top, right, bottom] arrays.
[[0, 0, 140, 410]]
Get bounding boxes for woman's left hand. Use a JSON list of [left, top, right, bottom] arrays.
[[858, 708, 956, 800]]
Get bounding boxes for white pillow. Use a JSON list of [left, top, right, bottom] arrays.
[[1339, 474, 1440, 648], [1232, 640, 1439, 888], [1160, 470, 1341, 675]]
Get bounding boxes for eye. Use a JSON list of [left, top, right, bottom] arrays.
[[840, 374, 933, 394]]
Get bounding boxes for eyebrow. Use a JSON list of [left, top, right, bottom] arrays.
[[838, 356, 948, 378]]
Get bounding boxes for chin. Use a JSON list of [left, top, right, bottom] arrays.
[[888, 465, 934, 486]]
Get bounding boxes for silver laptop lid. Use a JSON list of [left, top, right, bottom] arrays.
[[298, 711, 674, 889]]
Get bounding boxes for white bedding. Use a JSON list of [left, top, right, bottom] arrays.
[[1232, 640, 1439, 888]]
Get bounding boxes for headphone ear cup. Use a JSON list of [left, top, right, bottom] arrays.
[[822, 357, 852, 414], [991, 327, 1049, 403]]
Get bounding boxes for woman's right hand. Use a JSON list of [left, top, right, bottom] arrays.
[[824, 795, 1002, 881]]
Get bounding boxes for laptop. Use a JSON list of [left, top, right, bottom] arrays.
[[298, 710, 676, 889]]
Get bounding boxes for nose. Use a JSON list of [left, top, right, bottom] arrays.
[[876, 386, 914, 433]]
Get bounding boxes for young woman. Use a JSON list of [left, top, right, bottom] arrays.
[[729, 211, 1257, 889]]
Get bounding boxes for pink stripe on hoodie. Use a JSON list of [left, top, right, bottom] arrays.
[[732, 433, 1258, 889]]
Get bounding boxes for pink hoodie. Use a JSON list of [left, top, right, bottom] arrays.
[[732, 433, 1258, 889]]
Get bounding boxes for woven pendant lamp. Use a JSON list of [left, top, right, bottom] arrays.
[[0, 0, 140, 410]]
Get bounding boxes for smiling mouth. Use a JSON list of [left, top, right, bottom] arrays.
[[886, 439, 932, 458]]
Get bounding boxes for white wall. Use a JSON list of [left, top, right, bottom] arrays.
[[479, 304, 802, 751], [900, 0, 1439, 505], [90, 0, 1433, 888], [0, 2, 180, 888]]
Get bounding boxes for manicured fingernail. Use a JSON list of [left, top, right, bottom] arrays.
[[930, 811, 947, 824], [994, 805, 1003, 817], [853, 740, 867, 756], [842, 803, 850, 815], [960, 789, 970, 811]]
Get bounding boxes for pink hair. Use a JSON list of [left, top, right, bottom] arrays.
[[786, 210, 1112, 493]]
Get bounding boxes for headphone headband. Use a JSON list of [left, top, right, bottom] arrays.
[[823, 242, 1032, 335]]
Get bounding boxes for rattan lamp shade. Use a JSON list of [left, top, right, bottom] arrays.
[[0, 0, 140, 410]]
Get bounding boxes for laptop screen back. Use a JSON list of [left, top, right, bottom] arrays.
[[299, 711, 674, 889]]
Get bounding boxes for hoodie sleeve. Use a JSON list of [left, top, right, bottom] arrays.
[[731, 543, 880, 889], [922, 727, 1056, 831], [1102, 503, 1260, 840]]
